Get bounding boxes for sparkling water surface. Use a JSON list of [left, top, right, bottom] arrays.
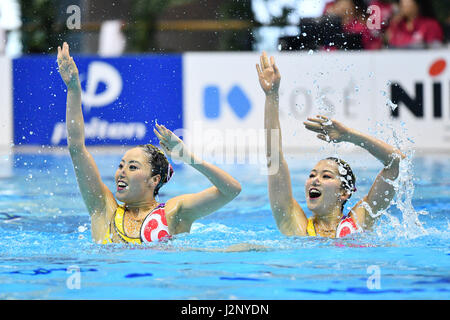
[[0, 151, 449, 299]]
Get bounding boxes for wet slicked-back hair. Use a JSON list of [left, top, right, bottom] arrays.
[[137, 144, 174, 197], [325, 157, 356, 212]]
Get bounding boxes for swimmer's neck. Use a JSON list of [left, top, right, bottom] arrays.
[[313, 207, 343, 234], [124, 199, 159, 219]]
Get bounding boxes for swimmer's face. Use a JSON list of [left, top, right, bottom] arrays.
[[305, 160, 349, 214], [114, 147, 160, 203]]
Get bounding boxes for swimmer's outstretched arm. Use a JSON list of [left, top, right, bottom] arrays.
[[153, 124, 241, 234], [256, 52, 307, 236], [57, 42, 116, 241], [303, 116, 405, 229]]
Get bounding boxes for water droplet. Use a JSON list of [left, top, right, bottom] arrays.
[[386, 99, 397, 111]]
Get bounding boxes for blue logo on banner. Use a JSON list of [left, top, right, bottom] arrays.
[[203, 85, 251, 119], [13, 55, 183, 146]]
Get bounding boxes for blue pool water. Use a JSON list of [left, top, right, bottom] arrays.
[[0, 150, 449, 299]]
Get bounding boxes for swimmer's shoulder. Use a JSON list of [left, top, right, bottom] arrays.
[[90, 192, 119, 242], [164, 195, 192, 235], [348, 196, 370, 230]]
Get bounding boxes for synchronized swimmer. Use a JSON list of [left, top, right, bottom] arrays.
[[57, 42, 241, 244], [58, 42, 405, 244], [256, 51, 405, 238]]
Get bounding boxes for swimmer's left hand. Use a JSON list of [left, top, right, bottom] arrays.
[[303, 115, 350, 143], [153, 124, 190, 162]]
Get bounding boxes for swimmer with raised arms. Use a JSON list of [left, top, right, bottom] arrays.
[[256, 52, 405, 238], [57, 42, 241, 244]]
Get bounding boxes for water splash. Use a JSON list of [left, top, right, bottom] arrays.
[[370, 122, 429, 240], [386, 151, 429, 239]]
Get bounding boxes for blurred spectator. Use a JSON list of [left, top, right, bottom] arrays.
[[324, 0, 383, 50], [387, 0, 443, 48], [322, 0, 336, 15], [0, 0, 22, 57], [366, 0, 397, 47], [368, 0, 396, 30]]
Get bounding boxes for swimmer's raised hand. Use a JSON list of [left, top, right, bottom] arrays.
[[256, 51, 281, 95], [153, 124, 190, 163], [57, 42, 80, 89], [303, 115, 350, 143]]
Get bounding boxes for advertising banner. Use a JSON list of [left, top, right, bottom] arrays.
[[13, 55, 183, 146], [12, 50, 450, 153], [373, 51, 450, 149], [183, 50, 450, 157]]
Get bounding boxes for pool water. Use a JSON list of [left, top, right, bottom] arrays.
[[0, 150, 449, 299]]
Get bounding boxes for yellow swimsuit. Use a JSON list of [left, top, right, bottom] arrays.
[[103, 203, 170, 244], [306, 217, 318, 236], [306, 215, 361, 238]]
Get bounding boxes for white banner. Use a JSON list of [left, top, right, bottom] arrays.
[[183, 50, 450, 159], [0, 56, 12, 177], [0, 56, 12, 146]]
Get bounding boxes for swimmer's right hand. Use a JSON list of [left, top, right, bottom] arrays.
[[57, 42, 80, 89], [303, 115, 350, 143], [153, 123, 190, 163], [256, 51, 281, 95]]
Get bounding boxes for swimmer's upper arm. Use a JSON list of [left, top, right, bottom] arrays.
[[279, 199, 308, 236], [350, 157, 401, 229], [267, 156, 307, 236], [165, 186, 238, 234], [69, 145, 116, 216]]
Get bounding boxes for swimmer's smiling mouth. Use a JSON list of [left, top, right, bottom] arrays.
[[308, 188, 322, 199], [117, 180, 128, 191]]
